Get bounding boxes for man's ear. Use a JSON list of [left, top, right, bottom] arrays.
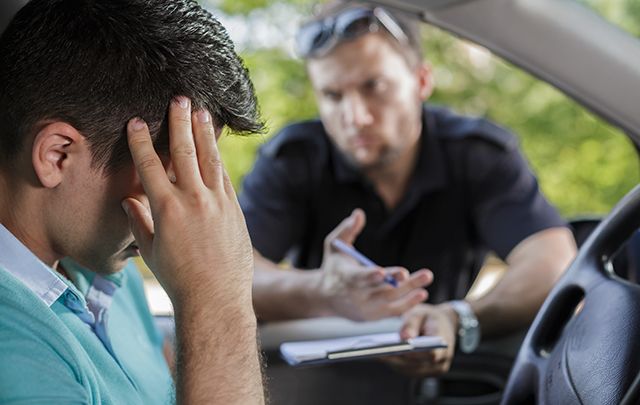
[[416, 62, 435, 101], [32, 122, 85, 188]]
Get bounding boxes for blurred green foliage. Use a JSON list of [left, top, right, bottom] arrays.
[[217, 0, 313, 14], [215, 0, 640, 218]]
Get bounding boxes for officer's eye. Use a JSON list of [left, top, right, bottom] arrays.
[[322, 89, 342, 102], [362, 78, 386, 94]]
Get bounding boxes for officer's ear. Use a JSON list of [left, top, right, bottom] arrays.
[[416, 62, 435, 101], [32, 122, 87, 188]]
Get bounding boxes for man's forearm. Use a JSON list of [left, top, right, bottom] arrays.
[[468, 267, 553, 337], [468, 227, 577, 337], [174, 293, 264, 404], [252, 252, 330, 321]]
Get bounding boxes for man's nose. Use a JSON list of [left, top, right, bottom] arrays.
[[342, 94, 374, 129]]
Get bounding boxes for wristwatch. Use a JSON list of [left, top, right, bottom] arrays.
[[449, 300, 481, 353]]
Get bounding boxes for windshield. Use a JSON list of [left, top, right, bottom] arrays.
[[205, 0, 639, 219], [576, 0, 640, 37]]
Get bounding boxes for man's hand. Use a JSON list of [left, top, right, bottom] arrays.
[[122, 97, 263, 404], [122, 99, 253, 307], [384, 304, 457, 377], [317, 209, 433, 321]]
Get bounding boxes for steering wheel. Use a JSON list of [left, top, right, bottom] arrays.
[[501, 185, 640, 404]]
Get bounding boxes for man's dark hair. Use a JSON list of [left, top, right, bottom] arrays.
[[0, 0, 263, 172]]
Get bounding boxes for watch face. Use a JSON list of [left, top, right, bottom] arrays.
[[459, 327, 480, 353], [451, 301, 481, 353]]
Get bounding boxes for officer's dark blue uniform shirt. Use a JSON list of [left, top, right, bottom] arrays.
[[240, 105, 565, 303]]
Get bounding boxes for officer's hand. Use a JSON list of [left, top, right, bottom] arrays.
[[383, 303, 457, 376], [122, 97, 254, 310], [317, 209, 432, 321]]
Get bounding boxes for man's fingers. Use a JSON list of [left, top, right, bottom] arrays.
[[428, 347, 448, 365], [168, 97, 200, 187], [395, 269, 433, 294], [332, 262, 385, 288], [386, 267, 411, 283], [426, 321, 455, 368], [127, 118, 171, 204], [339, 208, 366, 244], [387, 305, 456, 377], [357, 267, 426, 290], [122, 197, 154, 259], [348, 266, 386, 288], [383, 345, 451, 377], [193, 109, 225, 189], [372, 269, 431, 302], [399, 307, 426, 340], [422, 314, 440, 336], [387, 290, 428, 319], [325, 208, 366, 249]]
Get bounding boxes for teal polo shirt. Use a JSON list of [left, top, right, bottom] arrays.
[[0, 225, 174, 404]]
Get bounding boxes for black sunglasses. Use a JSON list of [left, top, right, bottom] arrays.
[[295, 6, 409, 58]]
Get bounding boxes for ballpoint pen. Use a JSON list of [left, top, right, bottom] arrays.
[[330, 239, 398, 287]]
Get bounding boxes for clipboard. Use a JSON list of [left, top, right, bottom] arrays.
[[280, 332, 447, 366]]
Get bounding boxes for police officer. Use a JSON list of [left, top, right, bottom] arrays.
[[240, 1, 576, 376]]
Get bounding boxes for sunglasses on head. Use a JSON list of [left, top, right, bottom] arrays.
[[295, 6, 409, 58]]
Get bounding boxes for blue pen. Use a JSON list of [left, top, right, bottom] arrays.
[[331, 239, 397, 287]]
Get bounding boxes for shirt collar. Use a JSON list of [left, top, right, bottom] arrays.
[[0, 224, 68, 307], [331, 105, 449, 196]]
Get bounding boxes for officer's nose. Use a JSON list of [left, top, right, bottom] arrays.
[[342, 94, 374, 130]]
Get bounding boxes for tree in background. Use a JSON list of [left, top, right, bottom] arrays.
[[210, 0, 640, 218]]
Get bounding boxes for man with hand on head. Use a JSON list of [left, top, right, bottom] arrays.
[[0, 1, 264, 403], [240, 1, 576, 376]]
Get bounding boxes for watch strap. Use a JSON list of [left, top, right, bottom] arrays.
[[449, 300, 481, 353]]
